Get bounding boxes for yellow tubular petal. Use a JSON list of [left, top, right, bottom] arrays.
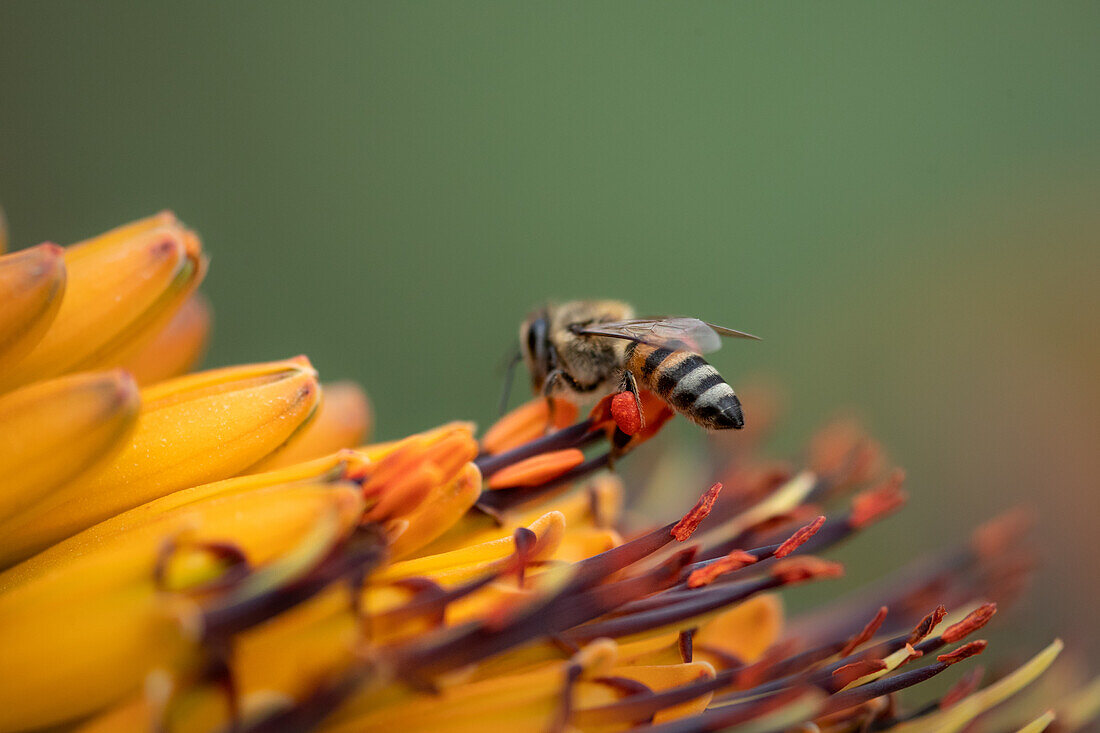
[[235, 586, 359, 701], [621, 662, 717, 724], [0, 488, 358, 733], [0, 370, 139, 523], [555, 527, 621, 563], [248, 381, 373, 472], [83, 228, 208, 373], [388, 463, 482, 560], [70, 697, 151, 733], [695, 594, 784, 666], [0, 206, 7, 253], [0, 243, 66, 371], [1, 481, 364, 593], [418, 477, 622, 558], [0, 543, 200, 732], [373, 510, 566, 585], [121, 292, 212, 385], [0, 448, 364, 590], [325, 640, 617, 733], [0, 358, 322, 567], [0, 477, 362, 732], [0, 215, 207, 391]]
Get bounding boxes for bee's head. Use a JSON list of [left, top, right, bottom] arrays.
[[519, 308, 552, 392]]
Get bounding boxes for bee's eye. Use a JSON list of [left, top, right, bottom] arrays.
[[526, 323, 539, 354], [528, 316, 549, 369]]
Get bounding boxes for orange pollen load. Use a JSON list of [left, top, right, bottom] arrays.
[[610, 391, 642, 435]]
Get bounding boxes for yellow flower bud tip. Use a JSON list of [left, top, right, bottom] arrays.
[[0, 368, 140, 522], [0, 359, 322, 567], [247, 381, 372, 473], [0, 220, 208, 390], [0, 243, 67, 370]]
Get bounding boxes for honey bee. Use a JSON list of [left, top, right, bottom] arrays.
[[513, 300, 758, 431]]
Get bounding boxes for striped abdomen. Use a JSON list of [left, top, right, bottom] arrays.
[[626, 343, 744, 430]]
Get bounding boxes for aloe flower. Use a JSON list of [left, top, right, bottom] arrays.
[[0, 213, 1096, 733]]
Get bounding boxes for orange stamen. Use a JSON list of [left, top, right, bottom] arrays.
[[832, 659, 888, 689], [771, 557, 844, 583], [840, 606, 889, 657], [937, 640, 987, 665], [671, 482, 723, 541], [420, 430, 479, 480], [774, 515, 826, 558], [850, 470, 907, 528], [487, 448, 586, 490], [941, 603, 997, 643], [687, 550, 758, 588], [365, 462, 441, 521], [907, 605, 948, 644]]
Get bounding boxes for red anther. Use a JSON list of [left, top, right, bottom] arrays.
[[771, 557, 844, 584], [840, 606, 889, 657], [687, 550, 758, 588], [941, 603, 997, 643], [907, 605, 948, 644], [937, 640, 987, 665], [849, 470, 907, 528], [671, 482, 723, 541], [774, 515, 826, 558], [611, 391, 642, 436], [832, 659, 888, 689]]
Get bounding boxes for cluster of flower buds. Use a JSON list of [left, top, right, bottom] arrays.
[[0, 213, 1096, 733]]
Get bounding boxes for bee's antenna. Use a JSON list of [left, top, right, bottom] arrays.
[[498, 350, 523, 417]]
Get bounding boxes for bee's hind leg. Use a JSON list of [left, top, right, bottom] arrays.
[[618, 370, 645, 431], [608, 370, 644, 470]]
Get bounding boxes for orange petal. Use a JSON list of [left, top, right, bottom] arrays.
[[481, 398, 577, 454], [487, 448, 585, 490]]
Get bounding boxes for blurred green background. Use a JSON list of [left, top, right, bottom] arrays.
[[2, 3, 1098, 654]]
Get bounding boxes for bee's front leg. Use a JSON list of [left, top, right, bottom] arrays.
[[542, 368, 565, 431]]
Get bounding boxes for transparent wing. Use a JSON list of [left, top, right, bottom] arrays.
[[572, 317, 759, 354]]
